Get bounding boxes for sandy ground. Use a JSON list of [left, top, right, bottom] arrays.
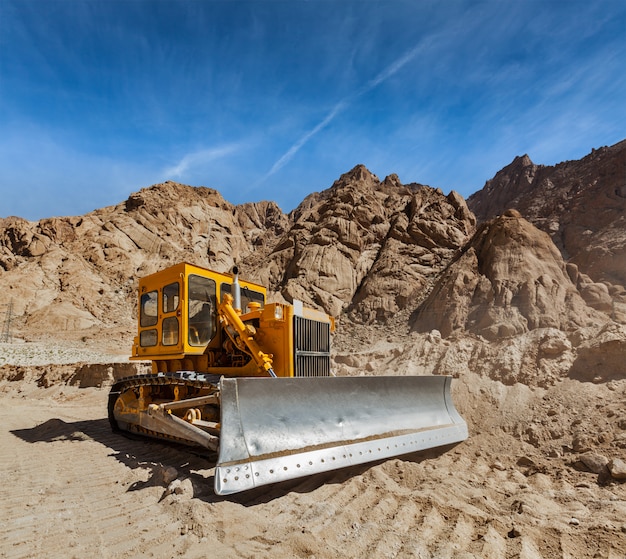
[[0, 347, 625, 559]]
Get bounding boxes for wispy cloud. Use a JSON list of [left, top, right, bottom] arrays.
[[265, 100, 349, 178], [259, 44, 423, 183], [164, 143, 242, 178], [362, 44, 423, 92]]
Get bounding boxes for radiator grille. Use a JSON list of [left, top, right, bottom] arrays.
[[293, 316, 331, 377]]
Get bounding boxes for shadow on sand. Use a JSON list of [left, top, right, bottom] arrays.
[[12, 417, 457, 505]]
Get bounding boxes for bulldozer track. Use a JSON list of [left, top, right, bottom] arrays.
[[108, 371, 222, 443]]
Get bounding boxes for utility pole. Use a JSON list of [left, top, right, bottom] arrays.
[[1, 299, 13, 343]]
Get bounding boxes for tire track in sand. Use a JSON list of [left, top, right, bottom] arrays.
[[0, 391, 205, 559]]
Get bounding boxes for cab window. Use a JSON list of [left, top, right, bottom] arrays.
[[140, 291, 158, 327], [163, 282, 180, 313], [220, 283, 265, 312], [162, 316, 179, 346], [140, 329, 158, 347], [188, 275, 216, 346]]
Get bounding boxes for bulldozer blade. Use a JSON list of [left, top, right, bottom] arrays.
[[215, 375, 467, 495]]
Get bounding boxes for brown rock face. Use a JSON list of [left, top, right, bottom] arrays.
[[411, 211, 604, 340], [0, 182, 287, 339], [0, 169, 477, 340], [1, 142, 623, 347], [467, 140, 626, 318], [569, 322, 626, 382], [264, 165, 475, 321]]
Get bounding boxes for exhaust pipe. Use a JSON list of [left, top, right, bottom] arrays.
[[232, 265, 242, 313]]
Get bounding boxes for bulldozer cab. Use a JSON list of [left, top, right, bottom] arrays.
[[130, 262, 333, 378], [132, 262, 266, 361]]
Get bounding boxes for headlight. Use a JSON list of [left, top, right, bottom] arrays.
[[274, 304, 284, 320]]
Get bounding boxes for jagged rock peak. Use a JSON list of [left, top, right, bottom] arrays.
[[506, 154, 534, 170], [380, 173, 428, 196], [382, 173, 401, 188], [330, 166, 416, 194], [124, 181, 228, 212], [265, 166, 476, 321], [333, 164, 379, 187]]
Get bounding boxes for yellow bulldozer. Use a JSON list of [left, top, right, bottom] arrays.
[[108, 262, 468, 495]]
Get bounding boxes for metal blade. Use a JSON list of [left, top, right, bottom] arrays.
[[215, 375, 467, 495]]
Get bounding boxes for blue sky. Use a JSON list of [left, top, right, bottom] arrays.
[[1, 0, 625, 220]]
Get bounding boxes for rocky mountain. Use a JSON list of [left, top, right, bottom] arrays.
[[467, 139, 626, 318], [3, 146, 625, 559], [0, 142, 624, 355], [259, 165, 475, 321], [0, 183, 287, 341], [0, 167, 477, 342]]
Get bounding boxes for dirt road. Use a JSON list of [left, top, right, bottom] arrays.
[[1, 371, 625, 559]]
